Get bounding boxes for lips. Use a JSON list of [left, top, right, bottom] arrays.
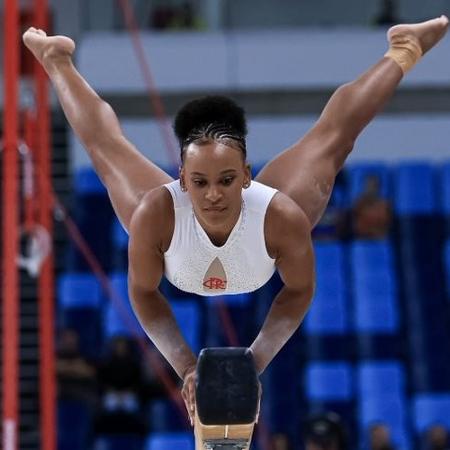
[[204, 206, 227, 212]]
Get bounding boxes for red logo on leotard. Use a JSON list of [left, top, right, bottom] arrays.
[[203, 278, 227, 290]]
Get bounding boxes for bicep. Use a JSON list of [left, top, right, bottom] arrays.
[[128, 205, 164, 295], [276, 214, 315, 296]]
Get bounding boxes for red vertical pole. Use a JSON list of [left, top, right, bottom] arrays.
[[2, 1, 20, 450], [33, 2, 56, 449], [23, 110, 36, 232]]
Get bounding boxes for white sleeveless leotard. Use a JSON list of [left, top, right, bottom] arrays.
[[163, 180, 277, 296]]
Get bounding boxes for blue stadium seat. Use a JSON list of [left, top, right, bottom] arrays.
[[393, 162, 437, 215], [103, 272, 145, 338], [95, 435, 144, 450], [145, 432, 194, 450], [346, 162, 390, 203], [350, 240, 394, 274], [171, 300, 202, 353], [112, 217, 129, 250], [353, 276, 399, 333], [412, 393, 450, 433], [305, 242, 348, 335], [359, 397, 410, 449], [314, 242, 345, 275], [441, 162, 450, 214], [70, 168, 115, 271], [160, 165, 180, 180], [357, 361, 405, 398], [350, 241, 399, 334], [148, 399, 187, 431], [207, 293, 253, 307], [305, 361, 353, 401], [58, 273, 103, 357], [58, 399, 92, 450], [204, 293, 256, 347], [111, 218, 129, 270], [73, 167, 106, 195], [58, 273, 102, 309]]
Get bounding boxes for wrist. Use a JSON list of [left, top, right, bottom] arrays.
[[249, 346, 265, 375], [180, 358, 197, 381]]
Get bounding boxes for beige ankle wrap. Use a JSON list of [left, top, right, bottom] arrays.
[[384, 33, 423, 74]]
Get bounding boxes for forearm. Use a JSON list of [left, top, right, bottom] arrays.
[[43, 56, 123, 157], [130, 287, 197, 380], [250, 287, 312, 374]]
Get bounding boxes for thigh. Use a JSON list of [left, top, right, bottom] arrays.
[[255, 126, 345, 228], [93, 135, 175, 231]]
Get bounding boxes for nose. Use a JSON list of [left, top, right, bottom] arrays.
[[205, 185, 223, 203]]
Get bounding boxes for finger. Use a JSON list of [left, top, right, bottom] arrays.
[[189, 381, 195, 413], [181, 391, 191, 416], [189, 382, 195, 426]]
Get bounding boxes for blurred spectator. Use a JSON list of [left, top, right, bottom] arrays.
[[140, 347, 177, 402], [352, 175, 392, 239], [171, 2, 196, 29], [150, 4, 177, 30], [369, 423, 395, 450], [313, 172, 350, 241], [373, 0, 400, 26], [57, 328, 98, 450], [150, 1, 203, 31], [272, 433, 291, 450], [95, 337, 147, 436], [304, 412, 348, 450], [57, 328, 98, 409], [424, 425, 450, 450]]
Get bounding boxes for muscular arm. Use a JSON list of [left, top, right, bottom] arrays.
[[128, 190, 197, 380], [250, 195, 315, 374]]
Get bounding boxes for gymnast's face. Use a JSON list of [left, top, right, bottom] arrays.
[[180, 141, 251, 229]]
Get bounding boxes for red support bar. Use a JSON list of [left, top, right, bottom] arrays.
[[2, 1, 20, 450], [33, 1, 56, 449], [23, 110, 36, 232]]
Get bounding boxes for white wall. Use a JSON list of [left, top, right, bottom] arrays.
[[75, 28, 450, 93]]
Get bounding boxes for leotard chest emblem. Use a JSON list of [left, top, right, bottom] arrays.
[[203, 257, 227, 292]]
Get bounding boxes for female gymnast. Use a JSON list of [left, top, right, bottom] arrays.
[[23, 15, 448, 425]]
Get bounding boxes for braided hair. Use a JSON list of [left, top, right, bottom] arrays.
[[173, 95, 248, 162]]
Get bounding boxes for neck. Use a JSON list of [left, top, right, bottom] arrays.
[[195, 203, 242, 246]]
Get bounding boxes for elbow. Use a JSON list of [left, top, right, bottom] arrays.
[[128, 278, 155, 304], [292, 284, 315, 325]]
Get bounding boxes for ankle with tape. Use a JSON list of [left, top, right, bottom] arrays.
[[384, 34, 423, 74]]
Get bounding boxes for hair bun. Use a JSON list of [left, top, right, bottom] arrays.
[[173, 95, 247, 144]]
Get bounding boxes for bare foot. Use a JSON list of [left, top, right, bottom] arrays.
[[22, 27, 75, 68], [388, 15, 449, 55]]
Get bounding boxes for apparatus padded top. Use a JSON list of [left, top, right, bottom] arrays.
[[195, 347, 259, 425]]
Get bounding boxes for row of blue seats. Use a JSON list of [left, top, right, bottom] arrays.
[[73, 161, 450, 214], [305, 361, 450, 449], [95, 432, 194, 450], [75, 390, 450, 450], [59, 239, 402, 341], [307, 240, 399, 335], [57, 272, 203, 356]]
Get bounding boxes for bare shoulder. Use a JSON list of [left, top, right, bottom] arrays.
[[264, 191, 312, 260], [129, 186, 175, 253]]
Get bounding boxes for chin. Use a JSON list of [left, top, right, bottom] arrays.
[[202, 209, 230, 225]]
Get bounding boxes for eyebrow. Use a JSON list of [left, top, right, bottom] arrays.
[[190, 169, 238, 176]]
